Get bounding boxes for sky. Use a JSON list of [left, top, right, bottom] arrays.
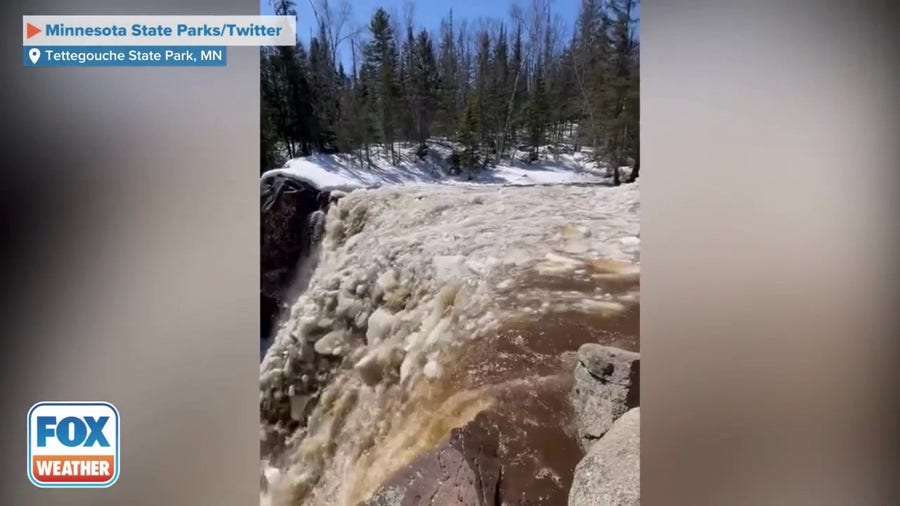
[[260, 0, 639, 68]]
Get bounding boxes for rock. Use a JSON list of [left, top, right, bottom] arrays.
[[572, 343, 640, 451], [569, 408, 640, 506], [364, 486, 406, 506], [289, 394, 311, 421], [261, 292, 280, 351], [260, 174, 331, 341], [362, 411, 502, 506], [354, 346, 405, 387], [335, 289, 365, 321], [366, 308, 396, 344], [313, 329, 351, 356]]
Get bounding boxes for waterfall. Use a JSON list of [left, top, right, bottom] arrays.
[[260, 175, 333, 359], [260, 182, 640, 505]]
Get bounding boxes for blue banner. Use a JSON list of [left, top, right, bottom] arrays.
[[23, 46, 227, 67]]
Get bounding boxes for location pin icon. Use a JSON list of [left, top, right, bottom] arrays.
[[28, 47, 40, 64]]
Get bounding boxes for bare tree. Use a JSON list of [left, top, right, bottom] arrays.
[[402, 0, 415, 35], [307, 0, 357, 68]]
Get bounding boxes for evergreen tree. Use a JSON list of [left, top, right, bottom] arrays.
[[606, 0, 638, 185], [409, 29, 439, 151], [399, 26, 417, 144], [573, 0, 609, 151], [363, 8, 401, 163], [474, 30, 492, 151], [490, 24, 511, 159], [435, 11, 460, 139], [625, 51, 640, 182], [509, 23, 528, 149], [357, 57, 379, 161], [260, 46, 284, 172], [524, 73, 548, 160], [308, 26, 339, 151], [457, 100, 480, 179]]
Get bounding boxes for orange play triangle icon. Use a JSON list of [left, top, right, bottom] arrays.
[[26, 23, 41, 39]]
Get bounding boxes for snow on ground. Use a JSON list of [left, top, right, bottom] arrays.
[[261, 181, 640, 505], [261, 142, 621, 191]]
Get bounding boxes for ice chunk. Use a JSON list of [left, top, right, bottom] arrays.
[[354, 346, 405, 386], [335, 290, 364, 320], [424, 316, 452, 347], [575, 299, 627, 316], [262, 465, 281, 488], [313, 329, 351, 356], [545, 252, 583, 265], [423, 359, 442, 379], [366, 308, 395, 345], [372, 269, 398, 300], [536, 252, 585, 275]]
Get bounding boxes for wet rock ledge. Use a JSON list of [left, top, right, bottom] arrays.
[[260, 174, 332, 341], [570, 344, 640, 506]]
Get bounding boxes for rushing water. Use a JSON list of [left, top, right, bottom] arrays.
[[260, 182, 640, 505]]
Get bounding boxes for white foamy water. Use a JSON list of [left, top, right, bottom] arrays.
[[260, 182, 639, 505]]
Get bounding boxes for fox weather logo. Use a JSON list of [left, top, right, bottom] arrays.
[[27, 401, 120, 488]]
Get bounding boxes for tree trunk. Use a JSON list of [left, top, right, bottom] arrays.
[[612, 140, 622, 186], [283, 135, 293, 159], [627, 151, 640, 182]]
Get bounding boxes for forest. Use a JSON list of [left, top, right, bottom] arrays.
[[261, 0, 639, 185]]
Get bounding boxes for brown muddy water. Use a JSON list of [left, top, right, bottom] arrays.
[[436, 264, 640, 505]]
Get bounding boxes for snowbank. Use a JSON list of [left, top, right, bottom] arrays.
[[261, 143, 621, 191]]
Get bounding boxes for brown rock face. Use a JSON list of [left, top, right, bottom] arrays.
[[260, 174, 331, 341]]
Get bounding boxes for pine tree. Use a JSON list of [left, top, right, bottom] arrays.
[[435, 11, 459, 139], [260, 46, 284, 172], [490, 24, 511, 159], [363, 8, 401, 164], [606, 0, 638, 185], [357, 58, 379, 162], [399, 26, 416, 144], [409, 29, 439, 151], [309, 25, 339, 151], [573, 0, 609, 152], [474, 30, 492, 152], [509, 23, 527, 149], [625, 50, 639, 182], [457, 100, 480, 179], [524, 72, 548, 160]]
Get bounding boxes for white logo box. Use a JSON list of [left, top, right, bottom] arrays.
[[27, 401, 120, 488]]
